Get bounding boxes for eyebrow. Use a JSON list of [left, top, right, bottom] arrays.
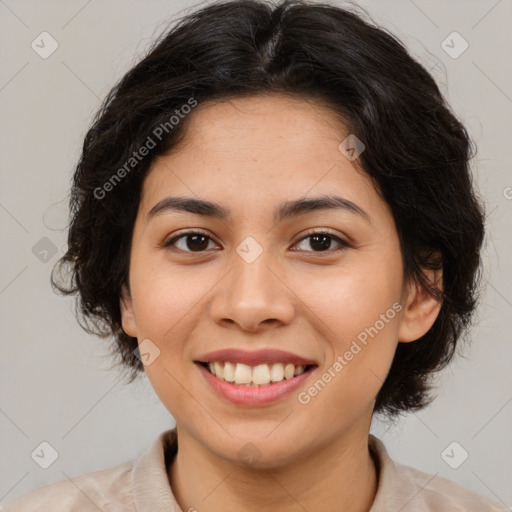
[[146, 194, 370, 224]]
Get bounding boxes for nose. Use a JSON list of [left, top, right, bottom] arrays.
[[209, 247, 295, 333]]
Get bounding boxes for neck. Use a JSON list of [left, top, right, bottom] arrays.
[[168, 425, 378, 512]]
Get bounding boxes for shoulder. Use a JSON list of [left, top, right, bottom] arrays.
[[393, 461, 508, 511], [2, 461, 135, 512], [369, 435, 508, 512]]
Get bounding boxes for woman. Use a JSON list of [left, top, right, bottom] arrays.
[[4, 1, 507, 510]]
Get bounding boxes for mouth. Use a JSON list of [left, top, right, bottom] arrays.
[[194, 349, 319, 407], [194, 348, 319, 406], [195, 361, 318, 387]]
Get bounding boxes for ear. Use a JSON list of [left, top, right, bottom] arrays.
[[119, 283, 137, 338], [398, 268, 443, 343]]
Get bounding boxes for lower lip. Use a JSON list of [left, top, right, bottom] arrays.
[[196, 363, 317, 407]]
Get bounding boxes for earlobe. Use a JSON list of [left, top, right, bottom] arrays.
[[119, 284, 137, 338], [398, 269, 443, 343]]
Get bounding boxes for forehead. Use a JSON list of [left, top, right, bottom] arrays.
[[139, 94, 385, 223], [179, 93, 348, 156]]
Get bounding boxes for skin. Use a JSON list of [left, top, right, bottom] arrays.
[[120, 93, 442, 512]]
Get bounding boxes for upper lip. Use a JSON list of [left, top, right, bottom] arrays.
[[196, 348, 318, 367]]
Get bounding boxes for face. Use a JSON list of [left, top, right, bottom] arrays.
[[120, 93, 440, 467]]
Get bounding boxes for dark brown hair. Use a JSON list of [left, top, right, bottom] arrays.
[[52, 0, 485, 418]]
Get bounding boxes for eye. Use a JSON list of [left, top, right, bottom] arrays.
[[163, 229, 351, 255], [163, 230, 220, 253], [292, 230, 351, 254]]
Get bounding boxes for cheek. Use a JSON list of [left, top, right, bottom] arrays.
[[131, 267, 199, 414], [296, 257, 402, 405], [300, 259, 402, 342], [129, 259, 202, 338]]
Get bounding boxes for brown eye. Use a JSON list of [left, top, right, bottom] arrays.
[[164, 231, 219, 252], [293, 231, 351, 253], [309, 234, 334, 251]]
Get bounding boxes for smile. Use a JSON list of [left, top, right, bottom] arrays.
[[195, 363, 317, 407], [199, 361, 314, 386]]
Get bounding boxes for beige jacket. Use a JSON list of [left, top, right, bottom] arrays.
[[3, 429, 508, 511]]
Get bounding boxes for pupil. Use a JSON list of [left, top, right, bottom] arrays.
[[185, 234, 332, 252], [187, 234, 208, 251], [311, 234, 331, 251]]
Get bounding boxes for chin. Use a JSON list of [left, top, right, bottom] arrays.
[[206, 427, 316, 469]]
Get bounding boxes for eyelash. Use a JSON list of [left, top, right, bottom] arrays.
[[163, 229, 352, 255]]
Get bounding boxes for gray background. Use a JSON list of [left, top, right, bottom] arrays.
[[1, 0, 511, 508]]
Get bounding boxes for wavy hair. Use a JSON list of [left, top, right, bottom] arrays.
[[52, 0, 485, 418]]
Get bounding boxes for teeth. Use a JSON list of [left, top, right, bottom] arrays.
[[294, 365, 305, 376], [213, 362, 224, 379], [204, 361, 310, 386], [223, 362, 236, 382], [234, 363, 252, 384], [270, 363, 284, 382], [252, 364, 271, 385], [284, 363, 295, 379]]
